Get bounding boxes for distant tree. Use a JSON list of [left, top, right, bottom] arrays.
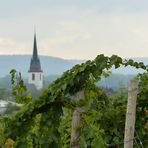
[[0, 86, 7, 100], [10, 69, 32, 104], [27, 86, 44, 99], [4, 103, 20, 115]]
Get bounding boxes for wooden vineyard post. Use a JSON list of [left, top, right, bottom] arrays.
[[124, 80, 138, 148], [70, 90, 84, 148]]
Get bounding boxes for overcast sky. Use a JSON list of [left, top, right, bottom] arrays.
[[0, 0, 148, 59]]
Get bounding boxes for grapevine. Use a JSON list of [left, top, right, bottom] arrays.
[[2, 54, 148, 147]]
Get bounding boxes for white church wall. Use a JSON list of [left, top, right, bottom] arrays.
[[28, 72, 43, 90]]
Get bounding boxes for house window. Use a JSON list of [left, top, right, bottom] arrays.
[[32, 73, 35, 80]]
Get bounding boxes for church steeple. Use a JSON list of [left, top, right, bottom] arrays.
[[28, 31, 43, 90], [33, 32, 38, 60], [28, 32, 42, 72]]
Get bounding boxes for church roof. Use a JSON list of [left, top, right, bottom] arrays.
[[28, 33, 43, 72]]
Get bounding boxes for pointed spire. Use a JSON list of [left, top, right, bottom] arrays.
[[33, 32, 38, 59], [28, 31, 42, 72]]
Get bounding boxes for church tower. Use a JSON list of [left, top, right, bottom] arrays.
[[28, 33, 43, 89]]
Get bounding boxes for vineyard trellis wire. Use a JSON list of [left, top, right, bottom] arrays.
[[1, 54, 148, 147]]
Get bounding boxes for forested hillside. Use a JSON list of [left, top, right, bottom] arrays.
[[0, 55, 148, 77], [0, 74, 134, 91], [0, 55, 83, 77]]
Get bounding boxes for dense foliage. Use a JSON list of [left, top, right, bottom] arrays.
[[0, 54, 148, 147]]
